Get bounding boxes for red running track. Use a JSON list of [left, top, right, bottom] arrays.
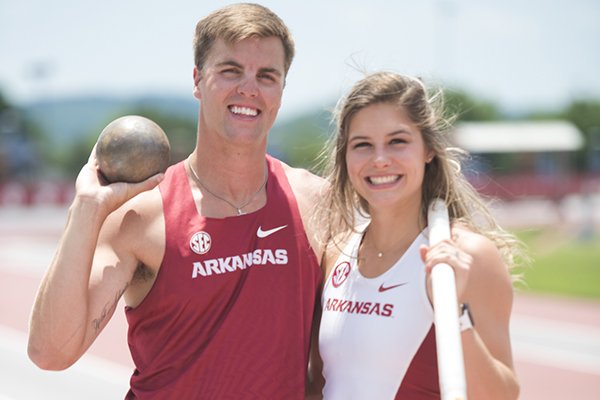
[[1, 206, 598, 399]]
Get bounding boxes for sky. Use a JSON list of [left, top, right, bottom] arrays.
[[0, 0, 599, 119]]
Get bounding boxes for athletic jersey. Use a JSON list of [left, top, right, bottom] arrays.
[[319, 225, 440, 399], [124, 155, 322, 399]]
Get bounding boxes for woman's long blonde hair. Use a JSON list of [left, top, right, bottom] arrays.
[[317, 71, 525, 272]]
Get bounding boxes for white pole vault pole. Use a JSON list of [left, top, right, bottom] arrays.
[[428, 198, 467, 400]]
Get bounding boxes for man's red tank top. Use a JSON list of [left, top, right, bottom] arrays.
[[124, 156, 322, 399]]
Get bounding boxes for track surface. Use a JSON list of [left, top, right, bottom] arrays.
[[1, 206, 598, 399]]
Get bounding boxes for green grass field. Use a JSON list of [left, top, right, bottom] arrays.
[[514, 228, 600, 299]]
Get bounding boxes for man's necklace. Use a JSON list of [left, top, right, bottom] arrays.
[[187, 158, 268, 216]]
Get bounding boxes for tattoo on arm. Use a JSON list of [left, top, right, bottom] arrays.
[[91, 283, 129, 333]]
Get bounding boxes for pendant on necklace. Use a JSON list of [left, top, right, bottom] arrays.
[[237, 208, 245, 215], [377, 252, 383, 258]]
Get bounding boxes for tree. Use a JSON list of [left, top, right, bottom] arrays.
[[562, 99, 600, 171], [0, 91, 9, 110], [268, 108, 331, 173], [58, 106, 197, 178], [443, 88, 501, 122], [0, 90, 47, 181]]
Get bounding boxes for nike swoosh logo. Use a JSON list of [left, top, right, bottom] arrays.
[[378, 282, 408, 292], [257, 224, 288, 238]]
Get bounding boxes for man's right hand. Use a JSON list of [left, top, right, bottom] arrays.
[[74, 146, 165, 217]]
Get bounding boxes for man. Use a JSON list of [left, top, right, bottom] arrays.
[[28, 3, 325, 398]]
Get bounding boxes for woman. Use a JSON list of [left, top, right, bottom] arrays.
[[314, 72, 524, 399]]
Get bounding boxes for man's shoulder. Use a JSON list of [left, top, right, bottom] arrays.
[[279, 160, 328, 195], [274, 160, 329, 261]]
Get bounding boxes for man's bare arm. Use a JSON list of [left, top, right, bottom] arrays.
[[28, 151, 162, 370]]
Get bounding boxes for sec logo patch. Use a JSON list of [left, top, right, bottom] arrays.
[[190, 231, 212, 255], [331, 261, 351, 288]]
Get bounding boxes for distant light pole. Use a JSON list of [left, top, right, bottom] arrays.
[[25, 60, 55, 101]]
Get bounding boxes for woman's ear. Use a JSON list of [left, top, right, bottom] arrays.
[[426, 152, 435, 164]]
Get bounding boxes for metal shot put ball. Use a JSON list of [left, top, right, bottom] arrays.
[[96, 115, 170, 183]]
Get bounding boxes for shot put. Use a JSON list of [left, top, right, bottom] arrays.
[[96, 115, 170, 183]]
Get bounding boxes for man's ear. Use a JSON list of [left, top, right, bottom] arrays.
[[193, 66, 202, 100], [193, 66, 202, 84]]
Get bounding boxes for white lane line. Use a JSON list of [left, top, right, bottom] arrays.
[[0, 236, 58, 278], [511, 315, 600, 375], [0, 325, 131, 399]]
